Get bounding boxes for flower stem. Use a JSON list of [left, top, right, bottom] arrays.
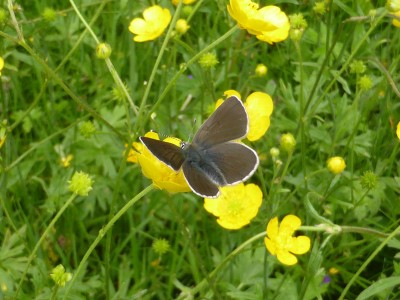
[[339, 223, 400, 300], [178, 231, 266, 299], [15, 194, 78, 298], [62, 184, 154, 299]]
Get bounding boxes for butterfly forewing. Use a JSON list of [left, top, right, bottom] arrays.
[[204, 142, 259, 185], [193, 96, 248, 148], [139, 137, 185, 171], [182, 161, 220, 198]]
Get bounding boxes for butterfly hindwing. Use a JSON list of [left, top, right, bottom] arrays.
[[203, 142, 259, 185], [182, 161, 220, 198]]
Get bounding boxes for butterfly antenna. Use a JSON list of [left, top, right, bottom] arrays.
[[187, 118, 197, 142]]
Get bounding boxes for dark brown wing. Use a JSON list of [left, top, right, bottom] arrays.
[[204, 142, 259, 185], [140, 136, 185, 171], [193, 96, 248, 148]]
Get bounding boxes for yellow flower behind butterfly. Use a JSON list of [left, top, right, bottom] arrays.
[[264, 215, 311, 265], [227, 0, 290, 44], [219, 90, 273, 142], [0, 56, 4, 76], [392, 11, 400, 28], [127, 132, 191, 193], [128, 6, 171, 42], [204, 183, 262, 230], [172, 0, 196, 5]]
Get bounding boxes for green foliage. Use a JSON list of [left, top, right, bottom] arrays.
[[1, 0, 400, 299]]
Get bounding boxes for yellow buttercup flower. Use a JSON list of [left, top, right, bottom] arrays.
[[128, 132, 191, 194], [128, 6, 171, 42], [244, 92, 273, 141], [60, 154, 73, 168], [227, 0, 290, 44], [264, 215, 311, 266], [327, 156, 346, 174], [397, 121, 400, 139], [204, 183, 262, 230], [217, 90, 273, 141], [392, 11, 400, 27], [172, 0, 196, 5], [0, 56, 4, 76]]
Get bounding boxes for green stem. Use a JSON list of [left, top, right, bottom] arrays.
[[142, 26, 240, 131], [178, 231, 265, 299], [135, 2, 184, 132], [15, 193, 78, 298], [68, 0, 137, 116], [339, 223, 400, 300], [62, 185, 154, 299], [306, 11, 387, 118]]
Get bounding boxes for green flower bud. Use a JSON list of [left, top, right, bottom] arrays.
[[68, 171, 94, 196]]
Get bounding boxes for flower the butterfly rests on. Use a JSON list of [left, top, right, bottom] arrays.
[[139, 96, 259, 198]]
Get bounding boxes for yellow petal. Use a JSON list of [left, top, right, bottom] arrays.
[[264, 237, 277, 255], [245, 92, 273, 141], [280, 215, 301, 235], [397, 121, 400, 140], [289, 236, 311, 255], [266, 216, 279, 238], [276, 250, 298, 266], [129, 18, 146, 35]]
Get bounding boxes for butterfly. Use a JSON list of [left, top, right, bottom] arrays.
[[140, 96, 259, 198]]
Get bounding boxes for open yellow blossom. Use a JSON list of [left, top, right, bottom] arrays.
[[127, 132, 191, 194], [227, 0, 290, 44], [0, 56, 4, 76], [392, 11, 400, 28], [264, 215, 311, 265], [129, 6, 171, 42], [204, 183, 262, 230], [172, 0, 196, 5], [244, 92, 273, 141]]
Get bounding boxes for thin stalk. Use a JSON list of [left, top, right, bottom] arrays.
[[62, 185, 154, 300], [15, 194, 78, 298]]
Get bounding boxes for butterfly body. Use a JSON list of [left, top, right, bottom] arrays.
[[139, 96, 259, 198]]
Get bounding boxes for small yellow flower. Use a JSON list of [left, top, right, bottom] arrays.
[[397, 121, 400, 139], [129, 132, 191, 194], [329, 267, 339, 275], [327, 156, 346, 174], [60, 154, 73, 168], [0, 121, 6, 149], [129, 6, 171, 42], [175, 19, 190, 34], [50, 264, 72, 287], [204, 183, 262, 230], [227, 0, 290, 44], [392, 11, 400, 27], [172, 0, 196, 5], [264, 215, 311, 266], [0, 56, 4, 76], [255, 63, 268, 77], [244, 92, 273, 141]]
